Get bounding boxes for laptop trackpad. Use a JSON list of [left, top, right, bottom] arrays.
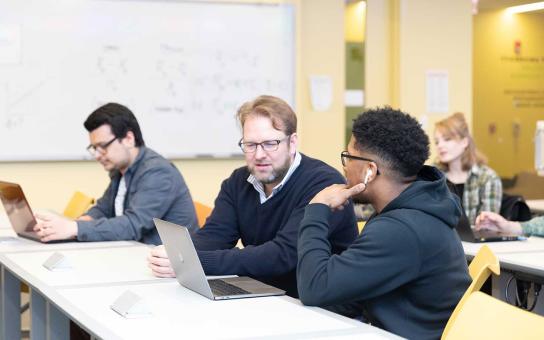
[[222, 277, 279, 294]]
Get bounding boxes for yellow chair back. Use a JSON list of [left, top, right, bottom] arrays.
[[442, 245, 500, 339], [444, 291, 544, 340], [63, 191, 95, 219], [194, 201, 213, 228]]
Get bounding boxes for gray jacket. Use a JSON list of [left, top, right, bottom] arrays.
[[77, 147, 198, 245]]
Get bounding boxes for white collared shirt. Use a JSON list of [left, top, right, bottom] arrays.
[[114, 176, 127, 216], [247, 152, 302, 204]]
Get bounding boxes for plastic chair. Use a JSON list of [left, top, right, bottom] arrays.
[[443, 291, 544, 340], [193, 201, 212, 228], [63, 191, 95, 219], [442, 245, 500, 339]]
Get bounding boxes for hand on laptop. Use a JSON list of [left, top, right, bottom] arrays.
[[147, 245, 176, 278], [474, 211, 523, 235], [34, 212, 78, 242]]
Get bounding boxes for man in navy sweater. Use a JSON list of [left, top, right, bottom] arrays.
[[148, 95, 357, 297], [297, 107, 471, 339]]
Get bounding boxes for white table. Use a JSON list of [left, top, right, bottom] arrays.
[[0, 238, 401, 340], [462, 236, 544, 256], [54, 281, 400, 340], [527, 199, 544, 215], [462, 238, 544, 316], [0, 240, 153, 340]]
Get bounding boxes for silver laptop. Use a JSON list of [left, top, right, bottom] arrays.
[[0, 181, 42, 242], [154, 218, 285, 300]]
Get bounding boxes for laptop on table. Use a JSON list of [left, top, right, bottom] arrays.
[[0, 180, 47, 242], [455, 214, 523, 243], [154, 218, 285, 300]]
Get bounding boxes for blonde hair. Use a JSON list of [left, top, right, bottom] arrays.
[[435, 112, 487, 171], [236, 95, 297, 135]]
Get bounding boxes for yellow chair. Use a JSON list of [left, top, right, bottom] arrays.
[[194, 201, 212, 228], [441, 245, 500, 339], [63, 191, 95, 219], [444, 291, 544, 340]]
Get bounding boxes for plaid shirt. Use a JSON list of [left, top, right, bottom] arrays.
[[355, 164, 503, 225], [521, 217, 544, 236], [462, 164, 502, 224]]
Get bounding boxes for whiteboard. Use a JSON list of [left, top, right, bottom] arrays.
[[0, 0, 295, 160]]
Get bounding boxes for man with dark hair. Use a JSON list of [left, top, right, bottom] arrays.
[[296, 107, 470, 339], [147, 95, 357, 297], [35, 103, 198, 244]]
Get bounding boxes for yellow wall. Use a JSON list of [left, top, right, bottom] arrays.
[[365, 0, 473, 161], [0, 0, 346, 212], [345, 1, 366, 43], [473, 9, 544, 177], [298, 0, 345, 169]]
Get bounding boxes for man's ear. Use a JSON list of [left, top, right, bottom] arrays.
[[122, 131, 136, 147], [288, 132, 298, 155], [359, 162, 377, 184]]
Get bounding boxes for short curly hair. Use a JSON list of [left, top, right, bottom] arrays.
[[352, 107, 429, 177]]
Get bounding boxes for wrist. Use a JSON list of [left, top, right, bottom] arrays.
[[508, 221, 523, 235], [71, 221, 79, 239]]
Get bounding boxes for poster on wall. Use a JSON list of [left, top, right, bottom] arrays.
[[426, 70, 449, 114]]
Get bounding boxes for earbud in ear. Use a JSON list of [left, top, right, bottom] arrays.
[[363, 169, 372, 185]]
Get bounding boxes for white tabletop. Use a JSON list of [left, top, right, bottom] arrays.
[[462, 236, 544, 256], [0, 231, 138, 253], [527, 199, 544, 214], [492, 251, 544, 276], [0, 244, 162, 287], [55, 281, 401, 340]]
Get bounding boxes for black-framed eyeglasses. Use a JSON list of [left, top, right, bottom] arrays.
[[238, 135, 291, 153], [86, 136, 117, 156], [340, 151, 381, 175]]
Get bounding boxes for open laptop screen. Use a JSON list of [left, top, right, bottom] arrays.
[[0, 181, 37, 234]]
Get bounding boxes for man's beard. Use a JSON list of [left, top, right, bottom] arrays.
[[251, 157, 291, 185]]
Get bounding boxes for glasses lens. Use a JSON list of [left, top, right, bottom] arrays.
[[240, 143, 255, 153], [262, 141, 279, 152]]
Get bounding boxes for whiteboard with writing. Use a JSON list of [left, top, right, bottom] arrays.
[[0, 0, 295, 160]]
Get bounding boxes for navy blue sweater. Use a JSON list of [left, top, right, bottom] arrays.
[[297, 166, 471, 339], [192, 153, 358, 297]]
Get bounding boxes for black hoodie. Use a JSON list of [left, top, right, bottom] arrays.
[[297, 166, 471, 340]]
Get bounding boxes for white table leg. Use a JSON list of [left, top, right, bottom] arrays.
[[30, 288, 46, 340], [0, 266, 21, 340], [46, 301, 69, 340]]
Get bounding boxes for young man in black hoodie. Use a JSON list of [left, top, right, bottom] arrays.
[[296, 107, 471, 340]]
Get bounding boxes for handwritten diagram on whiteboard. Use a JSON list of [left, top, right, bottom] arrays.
[[0, 0, 295, 160]]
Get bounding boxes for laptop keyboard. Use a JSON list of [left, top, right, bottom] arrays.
[[208, 279, 251, 296]]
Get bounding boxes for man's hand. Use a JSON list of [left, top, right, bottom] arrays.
[[147, 245, 176, 278], [309, 183, 366, 211], [34, 212, 78, 242], [475, 211, 523, 235]]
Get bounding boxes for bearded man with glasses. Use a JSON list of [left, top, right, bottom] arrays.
[[35, 103, 198, 244], [148, 95, 357, 297]]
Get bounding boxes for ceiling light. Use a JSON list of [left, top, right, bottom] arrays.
[[505, 1, 544, 14]]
